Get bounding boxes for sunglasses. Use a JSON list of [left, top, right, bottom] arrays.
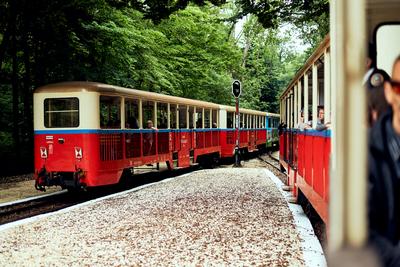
[[390, 80, 400, 94]]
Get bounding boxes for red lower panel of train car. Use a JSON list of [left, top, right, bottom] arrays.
[[35, 128, 268, 190], [279, 130, 331, 223], [220, 129, 267, 157], [34, 129, 225, 189]]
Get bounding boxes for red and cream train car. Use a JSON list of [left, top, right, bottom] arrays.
[[279, 36, 331, 224], [34, 82, 277, 191]]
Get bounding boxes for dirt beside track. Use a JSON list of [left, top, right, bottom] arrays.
[[0, 179, 62, 204]]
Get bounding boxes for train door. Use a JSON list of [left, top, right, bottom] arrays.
[[248, 114, 256, 151], [177, 105, 190, 168]]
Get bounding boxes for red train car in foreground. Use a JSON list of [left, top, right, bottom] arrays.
[[34, 82, 278, 191], [279, 36, 331, 224]]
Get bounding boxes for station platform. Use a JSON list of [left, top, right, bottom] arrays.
[[0, 168, 325, 266]]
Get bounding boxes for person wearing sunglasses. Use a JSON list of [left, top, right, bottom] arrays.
[[368, 56, 400, 267]]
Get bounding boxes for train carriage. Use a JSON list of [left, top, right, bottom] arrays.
[[34, 81, 279, 191], [279, 36, 332, 224], [279, 3, 400, 257]]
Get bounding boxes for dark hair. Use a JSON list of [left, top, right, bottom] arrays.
[[368, 42, 376, 63]]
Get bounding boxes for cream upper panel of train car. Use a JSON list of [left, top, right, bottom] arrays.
[[35, 81, 221, 110], [34, 90, 100, 131], [220, 104, 267, 116], [34, 81, 224, 131]]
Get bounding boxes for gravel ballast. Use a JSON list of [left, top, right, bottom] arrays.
[[0, 168, 310, 266]]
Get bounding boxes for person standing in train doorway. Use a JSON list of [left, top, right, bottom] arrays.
[[144, 120, 157, 157], [368, 55, 400, 267]]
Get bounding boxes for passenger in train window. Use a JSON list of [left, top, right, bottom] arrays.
[[368, 56, 400, 267], [196, 119, 202, 128], [315, 106, 330, 131], [126, 116, 139, 129], [278, 121, 286, 135], [296, 110, 311, 131], [366, 69, 390, 127]]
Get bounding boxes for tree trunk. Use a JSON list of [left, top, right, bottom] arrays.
[[241, 39, 251, 68], [11, 7, 20, 159], [0, 26, 11, 72], [0, 1, 14, 72], [23, 9, 33, 155]]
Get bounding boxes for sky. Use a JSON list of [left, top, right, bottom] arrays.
[[234, 16, 310, 53]]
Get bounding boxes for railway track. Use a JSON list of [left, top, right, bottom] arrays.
[[0, 165, 199, 226], [257, 152, 281, 172], [0, 191, 93, 225]]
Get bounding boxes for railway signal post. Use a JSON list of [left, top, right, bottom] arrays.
[[232, 80, 241, 167]]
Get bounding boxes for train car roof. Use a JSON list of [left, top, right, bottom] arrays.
[[35, 81, 275, 116]]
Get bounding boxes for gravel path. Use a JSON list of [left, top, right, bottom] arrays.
[[0, 168, 305, 266]]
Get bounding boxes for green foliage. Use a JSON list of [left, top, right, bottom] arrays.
[[239, 17, 307, 113], [157, 5, 241, 103], [0, 0, 325, 174]]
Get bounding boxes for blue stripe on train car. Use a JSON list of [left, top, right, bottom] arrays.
[[282, 129, 331, 138], [35, 128, 270, 135]]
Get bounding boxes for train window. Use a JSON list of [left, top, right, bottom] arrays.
[[142, 100, 155, 129], [188, 107, 194, 129], [248, 114, 251, 128], [170, 104, 177, 129], [125, 99, 139, 129], [157, 102, 168, 129], [44, 98, 79, 128], [204, 109, 211, 128], [100, 96, 121, 129], [227, 112, 234, 128], [195, 108, 203, 128], [248, 114, 251, 129], [179, 105, 187, 129], [212, 109, 218, 128], [307, 69, 313, 123], [376, 24, 400, 74]]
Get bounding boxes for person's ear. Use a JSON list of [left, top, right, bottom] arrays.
[[384, 81, 394, 105]]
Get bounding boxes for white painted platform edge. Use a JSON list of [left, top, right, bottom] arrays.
[[0, 175, 182, 232], [264, 169, 327, 267], [0, 190, 67, 208]]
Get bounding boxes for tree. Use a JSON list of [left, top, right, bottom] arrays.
[[156, 5, 241, 104], [239, 16, 306, 113]]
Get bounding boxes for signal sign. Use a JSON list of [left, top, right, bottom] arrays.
[[232, 80, 241, 98]]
